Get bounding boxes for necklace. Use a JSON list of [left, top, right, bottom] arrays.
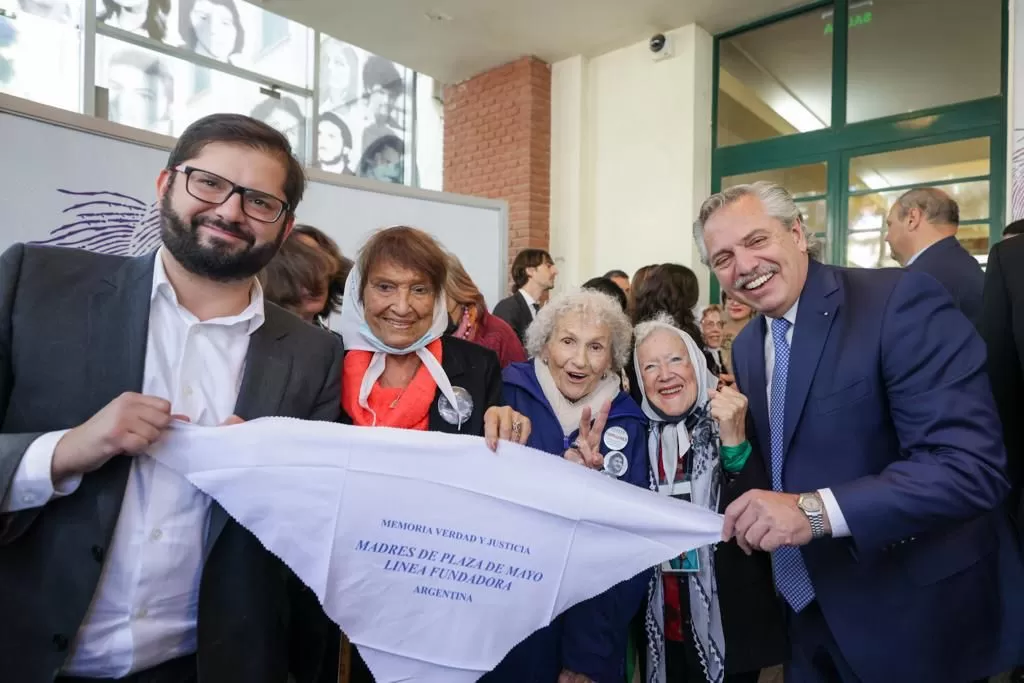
[[389, 388, 407, 409]]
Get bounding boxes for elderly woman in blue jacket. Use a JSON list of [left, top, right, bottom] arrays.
[[484, 288, 649, 683]]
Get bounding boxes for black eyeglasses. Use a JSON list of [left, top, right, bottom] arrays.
[[173, 165, 290, 223]]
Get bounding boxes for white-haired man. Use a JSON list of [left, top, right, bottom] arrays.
[[694, 180, 1022, 682]]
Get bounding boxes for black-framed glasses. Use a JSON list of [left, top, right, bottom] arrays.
[[173, 165, 290, 223]]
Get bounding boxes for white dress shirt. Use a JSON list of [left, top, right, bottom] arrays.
[[519, 289, 539, 319], [764, 301, 850, 538], [0, 249, 264, 676]]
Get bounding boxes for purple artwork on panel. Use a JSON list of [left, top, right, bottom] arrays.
[[31, 189, 161, 256]]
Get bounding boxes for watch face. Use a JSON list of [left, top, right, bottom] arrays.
[[800, 494, 822, 513]]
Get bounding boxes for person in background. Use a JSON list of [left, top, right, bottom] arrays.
[[258, 233, 336, 325], [293, 224, 350, 327], [489, 288, 648, 683], [1004, 219, 1024, 238], [604, 269, 631, 299], [179, 0, 244, 64], [316, 111, 354, 175], [720, 291, 754, 376], [0, 113, 341, 682], [582, 275, 628, 312], [97, 0, 169, 42], [339, 226, 533, 683], [251, 96, 305, 159], [700, 304, 732, 382], [980, 231, 1024, 683], [628, 263, 711, 405], [444, 253, 526, 368], [629, 264, 658, 317], [886, 187, 983, 325], [492, 248, 558, 344], [358, 134, 404, 184], [696, 180, 1022, 682], [633, 315, 784, 683]]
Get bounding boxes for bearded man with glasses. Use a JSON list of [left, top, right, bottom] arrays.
[[0, 113, 342, 683]]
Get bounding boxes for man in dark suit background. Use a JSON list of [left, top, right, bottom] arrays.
[[886, 187, 984, 324], [0, 114, 342, 682], [492, 248, 557, 344], [694, 181, 1022, 682]]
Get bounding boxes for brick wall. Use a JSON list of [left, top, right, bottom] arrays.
[[443, 56, 552, 266]]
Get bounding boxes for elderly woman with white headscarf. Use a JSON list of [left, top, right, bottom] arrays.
[[633, 314, 785, 683], [337, 225, 533, 683], [482, 288, 650, 683]]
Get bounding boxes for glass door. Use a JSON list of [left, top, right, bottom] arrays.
[[842, 133, 997, 268]]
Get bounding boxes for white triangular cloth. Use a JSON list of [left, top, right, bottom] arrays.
[[148, 418, 724, 683]]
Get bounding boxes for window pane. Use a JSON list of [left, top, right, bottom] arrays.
[[847, 0, 1001, 123], [798, 199, 828, 235], [849, 138, 990, 191], [96, 35, 309, 159], [846, 181, 990, 267], [97, 0, 312, 88], [318, 35, 412, 185], [723, 161, 827, 199], [717, 8, 832, 148], [0, 6, 81, 112]]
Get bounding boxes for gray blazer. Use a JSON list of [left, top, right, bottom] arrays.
[[0, 244, 343, 683]]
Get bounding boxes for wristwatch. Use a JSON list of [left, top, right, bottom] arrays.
[[797, 492, 828, 539]]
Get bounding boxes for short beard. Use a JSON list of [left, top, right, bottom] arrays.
[[159, 186, 285, 283]]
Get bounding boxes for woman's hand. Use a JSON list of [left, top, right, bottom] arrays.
[[483, 406, 532, 451], [709, 384, 748, 447], [564, 400, 611, 469], [558, 670, 594, 683]]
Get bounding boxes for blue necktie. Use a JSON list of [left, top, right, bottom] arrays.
[[769, 317, 815, 611]]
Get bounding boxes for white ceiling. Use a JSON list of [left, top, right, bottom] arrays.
[[256, 0, 807, 83]]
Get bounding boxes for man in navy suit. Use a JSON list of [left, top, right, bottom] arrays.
[[885, 187, 984, 324], [693, 180, 1022, 682]]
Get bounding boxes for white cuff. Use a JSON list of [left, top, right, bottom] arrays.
[[1, 430, 79, 513], [818, 488, 851, 538]]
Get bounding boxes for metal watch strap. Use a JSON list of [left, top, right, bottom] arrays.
[[806, 509, 826, 539]]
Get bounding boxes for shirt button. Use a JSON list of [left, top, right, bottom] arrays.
[[21, 492, 37, 505], [136, 607, 148, 619], [150, 529, 163, 541], [90, 545, 104, 563], [52, 633, 69, 651], [183, 385, 193, 398]]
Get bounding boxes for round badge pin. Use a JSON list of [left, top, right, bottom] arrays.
[[603, 450, 629, 478], [438, 386, 474, 425], [603, 425, 629, 451]]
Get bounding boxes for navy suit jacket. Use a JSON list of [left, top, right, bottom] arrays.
[[907, 235, 984, 325], [731, 259, 1023, 683]]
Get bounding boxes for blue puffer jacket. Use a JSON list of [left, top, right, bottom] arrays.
[[481, 361, 651, 683]]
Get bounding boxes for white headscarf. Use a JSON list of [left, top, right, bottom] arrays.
[[634, 319, 725, 683], [338, 265, 463, 429]]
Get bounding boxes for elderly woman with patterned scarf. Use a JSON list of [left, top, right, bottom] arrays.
[[336, 225, 534, 683], [633, 314, 785, 683]]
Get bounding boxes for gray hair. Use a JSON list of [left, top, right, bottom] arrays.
[[525, 288, 633, 371], [693, 180, 821, 265], [634, 312, 682, 350], [894, 187, 960, 227]]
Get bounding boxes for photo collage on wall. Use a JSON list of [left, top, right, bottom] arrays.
[[318, 36, 412, 185]]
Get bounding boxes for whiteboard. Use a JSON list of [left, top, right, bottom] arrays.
[[0, 97, 509, 308]]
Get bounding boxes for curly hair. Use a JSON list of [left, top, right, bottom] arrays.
[[525, 288, 633, 372]]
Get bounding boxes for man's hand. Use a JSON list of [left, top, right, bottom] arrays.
[[483, 406, 532, 451], [51, 392, 180, 483], [708, 384, 748, 446], [558, 670, 594, 683], [564, 400, 611, 469], [722, 490, 820, 554]]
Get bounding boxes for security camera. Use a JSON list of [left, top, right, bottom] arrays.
[[649, 33, 667, 53]]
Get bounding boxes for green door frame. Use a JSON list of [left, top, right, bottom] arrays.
[[708, 0, 1009, 303]]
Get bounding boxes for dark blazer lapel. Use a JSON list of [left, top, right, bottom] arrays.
[[740, 317, 772, 471], [205, 306, 292, 559], [783, 261, 840, 456], [428, 340, 469, 433], [84, 253, 156, 525]]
